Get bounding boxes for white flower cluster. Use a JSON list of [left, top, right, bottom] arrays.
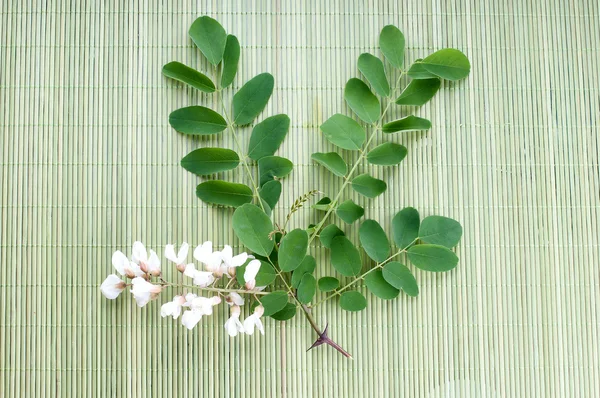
[[100, 241, 265, 336]]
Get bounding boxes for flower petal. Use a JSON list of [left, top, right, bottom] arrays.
[[111, 251, 129, 275], [244, 259, 261, 282], [100, 274, 125, 299], [132, 241, 148, 264], [164, 244, 177, 263]]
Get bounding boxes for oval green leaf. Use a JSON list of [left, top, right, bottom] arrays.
[[330, 236, 362, 276], [395, 78, 441, 106], [258, 155, 293, 186], [407, 244, 458, 272], [232, 73, 274, 125], [382, 116, 431, 133], [162, 61, 216, 93], [382, 262, 419, 297], [344, 78, 381, 124], [291, 255, 316, 288], [407, 59, 438, 79], [196, 181, 253, 207], [221, 35, 240, 88], [247, 114, 290, 161], [189, 16, 227, 66], [367, 143, 408, 166], [357, 53, 390, 97], [258, 291, 289, 316], [232, 203, 275, 256], [365, 269, 399, 299], [320, 113, 366, 150], [418, 215, 463, 248], [351, 174, 387, 198], [168, 106, 227, 135], [379, 25, 405, 69], [339, 291, 367, 312], [236, 260, 277, 287], [297, 273, 317, 304], [359, 219, 390, 262], [336, 200, 364, 224], [319, 224, 345, 249], [318, 277, 340, 292], [312, 197, 332, 212], [259, 180, 282, 209], [311, 152, 347, 177], [270, 302, 297, 321], [420, 49, 471, 81], [392, 207, 420, 249], [180, 147, 239, 176], [278, 229, 309, 272]]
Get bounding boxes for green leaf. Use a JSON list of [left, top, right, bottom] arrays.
[[196, 181, 253, 207], [247, 114, 290, 161], [297, 274, 317, 304], [379, 25, 405, 69], [232, 203, 275, 256], [232, 73, 274, 125], [259, 180, 282, 210], [168, 106, 228, 135], [318, 277, 340, 292], [407, 244, 458, 272], [236, 260, 277, 287], [330, 236, 362, 276], [395, 78, 441, 106], [418, 215, 463, 248], [319, 114, 366, 151], [339, 291, 367, 312], [270, 302, 297, 321], [258, 291, 289, 316], [162, 61, 216, 93], [392, 207, 420, 249], [319, 224, 345, 249], [312, 197, 332, 211], [336, 200, 364, 224], [291, 255, 316, 288], [311, 152, 347, 177], [357, 53, 390, 97], [407, 60, 438, 79], [278, 229, 308, 272], [365, 269, 399, 299], [220, 35, 240, 88], [189, 16, 227, 66], [359, 219, 390, 262], [344, 78, 380, 124], [382, 262, 419, 297], [258, 155, 293, 186], [419, 49, 471, 81], [180, 147, 239, 176], [367, 143, 408, 166], [382, 116, 431, 133], [351, 174, 387, 198]]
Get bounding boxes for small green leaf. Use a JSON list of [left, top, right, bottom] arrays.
[[407, 59, 438, 79], [291, 255, 317, 288], [382, 262, 419, 297], [419, 215, 463, 248], [232, 203, 275, 256], [395, 78, 441, 106], [278, 229, 308, 272], [247, 114, 290, 161], [180, 148, 239, 176], [319, 224, 345, 248], [220, 35, 240, 88], [367, 143, 408, 166], [339, 291, 367, 312], [359, 219, 390, 262], [233, 73, 274, 125], [189, 16, 227, 66], [407, 244, 458, 272], [168, 106, 227, 135], [330, 236, 362, 276], [344, 78, 380, 124], [258, 291, 289, 316], [365, 269, 399, 299], [196, 181, 253, 207], [379, 25, 405, 69], [392, 207, 420, 249], [270, 302, 297, 321], [320, 114, 366, 150], [382, 116, 431, 133], [236, 260, 277, 287], [297, 274, 317, 304], [336, 200, 364, 224], [162, 61, 216, 93], [318, 277, 340, 292], [258, 156, 293, 186], [311, 152, 347, 177], [351, 174, 387, 198], [312, 197, 332, 211], [419, 49, 471, 81], [357, 53, 390, 97], [259, 180, 282, 210]]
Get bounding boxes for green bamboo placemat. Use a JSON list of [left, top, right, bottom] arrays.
[[1, 0, 599, 396]]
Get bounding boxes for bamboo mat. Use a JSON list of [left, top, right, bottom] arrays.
[[1, 0, 599, 396]]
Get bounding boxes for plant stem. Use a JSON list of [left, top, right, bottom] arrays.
[[164, 281, 270, 296]]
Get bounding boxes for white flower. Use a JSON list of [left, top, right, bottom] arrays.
[[132, 241, 161, 276], [183, 264, 215, 287], [243, 259, 262, 290], [161, 295, 186, 319], [181, 309, 204, 330], [165, 242, 189, 272], [243, 305, 265, 335], [112, 250, 144, 279], [224, 305, 244, 337], [181, 294, 222, 330], [225, 292, 244, 306], [100, 274, 126, 299], [130, 277, 162, 307], [220, 245, 248, 277], [194, 241, 223, 275]]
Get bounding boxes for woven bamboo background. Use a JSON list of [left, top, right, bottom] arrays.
[[1, 0, 599, 396]]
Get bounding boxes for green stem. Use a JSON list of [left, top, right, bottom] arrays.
[[164, 282, 269, 296]]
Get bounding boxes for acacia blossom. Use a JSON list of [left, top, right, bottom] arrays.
[[165, 242, 189, 273], [130, 277, 162, 307], [160, 295, 186, 319], [243, 305, 265, 335], [224, 305, 244, 337], [132, 241, 161, 276], [100, 274, 127, 299], [243, 259, 262, 290]]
